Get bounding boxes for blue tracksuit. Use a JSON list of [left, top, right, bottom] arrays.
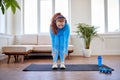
[[50, 23, 70, 62]]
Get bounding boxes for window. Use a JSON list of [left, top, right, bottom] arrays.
[[55, 0, 69, 20], [0, 11, 5, 33], [91, 0, 105, 33], [23, 0, 70, 34], [40, 0, 52, 33], [107, 0, 119, 32], [24, 0, 38, 34], [91, 0, 120, 33]]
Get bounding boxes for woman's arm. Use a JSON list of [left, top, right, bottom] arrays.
[[50, 28, 56, 54], [63, 24, 70, 54]]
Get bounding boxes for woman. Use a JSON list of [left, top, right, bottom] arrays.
[[50, 13, 70, 69]]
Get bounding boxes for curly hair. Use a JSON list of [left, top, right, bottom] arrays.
[[50, 13, 66, 34]]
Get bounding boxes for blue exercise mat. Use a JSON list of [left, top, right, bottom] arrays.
[[23, 64, 114, 71]]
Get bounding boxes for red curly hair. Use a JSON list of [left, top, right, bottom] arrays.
[[50, 13, 66, 34]]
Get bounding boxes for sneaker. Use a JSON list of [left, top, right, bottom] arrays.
[[60, 62, 66, 69], [52, 62, 58, 69]]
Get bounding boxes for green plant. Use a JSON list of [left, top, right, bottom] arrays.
[[75, 23, 98, 49], [0, 0, 20, 14]]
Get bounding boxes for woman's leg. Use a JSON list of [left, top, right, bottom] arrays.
[[59, 51, 66, 69], [52, 52, 59, 69], [52, 52, 59, 63], [52, 36, 59, 69], [59, 36, 66, 69], [59, 51, 65, 62]]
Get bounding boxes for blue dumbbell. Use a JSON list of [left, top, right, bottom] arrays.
[[107, 68, 112, 73], [99, 67, 112, 74]]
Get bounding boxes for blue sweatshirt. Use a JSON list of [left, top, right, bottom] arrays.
[[50, 23, 70, 55]]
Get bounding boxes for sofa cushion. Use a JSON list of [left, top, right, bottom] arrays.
[[38, 35, 51, 45], [68, 45, 74, 51], [2, 45, 33, 53], [15, 35, 38, 45], [32, 45, 52, 52]]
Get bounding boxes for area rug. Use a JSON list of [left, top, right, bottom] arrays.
[[23, 64, 114, 71]]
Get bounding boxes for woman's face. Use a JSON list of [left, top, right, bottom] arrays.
[[56, 21, 65, 29], [56, 19, 65, 29]]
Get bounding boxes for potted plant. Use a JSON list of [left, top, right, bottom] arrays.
[[75, 23, 99, 57]]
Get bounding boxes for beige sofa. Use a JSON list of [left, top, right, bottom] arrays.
[[2, 34, 74, 63]]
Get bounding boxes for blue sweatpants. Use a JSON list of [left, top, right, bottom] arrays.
[[52, 36, 65, 63]]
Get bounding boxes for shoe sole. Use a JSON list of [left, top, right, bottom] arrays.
[[60, 67, 66, 69], [52, 67, 58, 70]]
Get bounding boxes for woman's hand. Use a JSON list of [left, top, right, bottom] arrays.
[[64, 54, 68, 59], [52, 53, 56, 57]]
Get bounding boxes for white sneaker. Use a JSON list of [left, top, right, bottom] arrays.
[[52, 62, 58, 69], [60, 62, 66, 69]]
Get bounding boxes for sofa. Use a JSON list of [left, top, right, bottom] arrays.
[[2, 34, 74, 63]]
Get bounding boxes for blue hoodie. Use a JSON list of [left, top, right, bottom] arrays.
[[50, 23, 70, 55]]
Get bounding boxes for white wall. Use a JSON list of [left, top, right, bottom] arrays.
[[0, 34, 14, 56], [71, 33, 120, 56], [71, 0, 91, 33]]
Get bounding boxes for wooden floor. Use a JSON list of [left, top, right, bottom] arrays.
[[0, 55, 120, 80]]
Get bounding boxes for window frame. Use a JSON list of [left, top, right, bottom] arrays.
[[91, 0, 120, 33]]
